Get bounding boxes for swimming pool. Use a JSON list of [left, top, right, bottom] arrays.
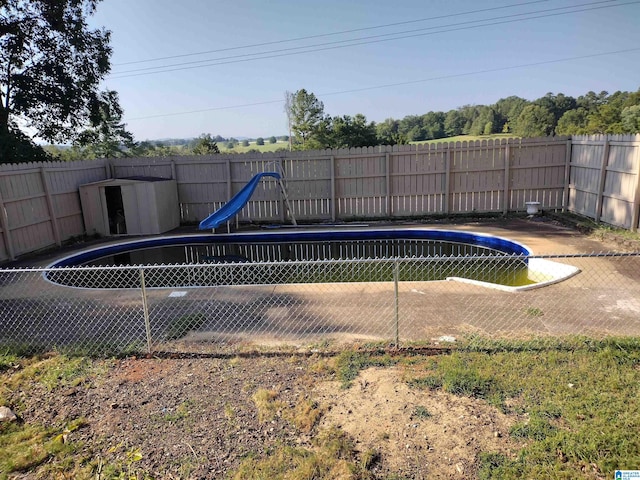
[[46, 227, 578, 290]]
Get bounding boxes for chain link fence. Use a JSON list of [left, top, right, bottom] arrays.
[[1, 253, 640, 356]]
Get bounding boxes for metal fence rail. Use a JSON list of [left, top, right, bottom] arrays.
[[1, 253, 639, 355]]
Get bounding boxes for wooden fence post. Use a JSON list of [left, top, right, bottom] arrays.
[[595, 136, 611, 223], [563, 138, 573, 213], [278, 157, 285, 223], [330, 155, 336, 222], [0, 188, 15, 261], [631, 139, 640, 231], [445, 147, 452, 215], [503, 142, 510, 215], [104, 159, 112, 179], [385, 152, 391, 217], [41, 168, 61, 247], [226, 158, 232, 199], [170, 159, 177, 180]]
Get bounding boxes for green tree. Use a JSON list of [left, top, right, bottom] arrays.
[[584, 90, 640, 134], [376, 118, 406, 145], [586, 102, 624, 134], [192, 134, 220, 155], [319, 114, 378, 149], [556, 108, 589, 135], [256, 137, 264, 146], [133, 140, 184, 157], [514, 105, 555, 137], [75, 90, 135, 158], [0, 127, 52, 164], [129, 141, 158, 157], [494, 96, 528, 133], [284, 90, 294, 150], [398, 115, 425, 141], [621, 105, 640, 133], [0, 0, 118, 162], [469, 107, 498, 136], [287, 89, 325, 149], [269, 136, 277, 144], [457, 105, 481, 134], [45, 145, 81, 161], [151, 144, 182, 157], [444, 109, 465, 137], [421, 111, 445, 139], [241, 139, 249, 147], [534, 92, 576, 125], [577, 90, 609, 113]]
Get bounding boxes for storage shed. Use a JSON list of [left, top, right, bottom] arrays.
[[79, 177, 180, 236]]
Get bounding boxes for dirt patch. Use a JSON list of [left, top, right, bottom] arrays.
[[4, 354, 530, 479], [314, 367, 524, 479], [12, 356, 314, 478]]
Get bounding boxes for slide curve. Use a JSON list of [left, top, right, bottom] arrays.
[[198, 172, 281, 230]]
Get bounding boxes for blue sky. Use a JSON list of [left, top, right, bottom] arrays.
[[90, 0, 640, 141]]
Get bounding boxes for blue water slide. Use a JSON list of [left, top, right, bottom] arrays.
[[198, 172, 281, 230]]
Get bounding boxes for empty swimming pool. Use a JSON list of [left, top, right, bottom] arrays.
[[46, 227, 575, 290]]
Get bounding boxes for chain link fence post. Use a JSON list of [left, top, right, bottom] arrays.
[[394, 258, 400, 347], [139, 267, 152, 354]]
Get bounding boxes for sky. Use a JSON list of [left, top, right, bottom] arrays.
[[89, 0, 640, 141]]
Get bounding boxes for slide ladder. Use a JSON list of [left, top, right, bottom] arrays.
[[198, 171, 296, 230], [277, 176, 297, 227]]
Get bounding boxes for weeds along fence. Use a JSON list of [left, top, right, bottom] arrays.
[[0, 134, 639, 262], [1, 252, 639, 356]]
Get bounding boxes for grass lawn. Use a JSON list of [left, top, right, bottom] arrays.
[[403, 338, 640, 478], [223, 135, 519, 153], [1, 338, 639, 478], [222, 141, 289, 154], [412, 133, 520, 145], [212, 135, 522, 154]]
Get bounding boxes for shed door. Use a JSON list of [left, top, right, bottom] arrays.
[[105, 186, 127, 235]]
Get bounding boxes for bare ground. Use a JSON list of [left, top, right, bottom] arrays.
[[314, 367, 525, 479], [5, 352, 529, 479]]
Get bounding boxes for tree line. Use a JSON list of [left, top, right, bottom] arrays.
[[1, 1, 638, 164], [286, 88, 640, 150], [44, 134, 292, 161]]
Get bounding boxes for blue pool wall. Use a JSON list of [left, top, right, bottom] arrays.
[[49, 228, 532, 268]]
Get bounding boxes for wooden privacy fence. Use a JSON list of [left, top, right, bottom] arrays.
[[568, 135, 640, 229], [0, 159, 109, 262], [0, 134, 639, 262], [109, 136, 570, 225]]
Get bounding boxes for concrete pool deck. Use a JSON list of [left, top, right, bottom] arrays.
[[2, 216, 640, 352], [5, 215, 619, 267]]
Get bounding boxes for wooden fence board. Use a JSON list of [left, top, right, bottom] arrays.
[[0, 235, 7, 262]]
